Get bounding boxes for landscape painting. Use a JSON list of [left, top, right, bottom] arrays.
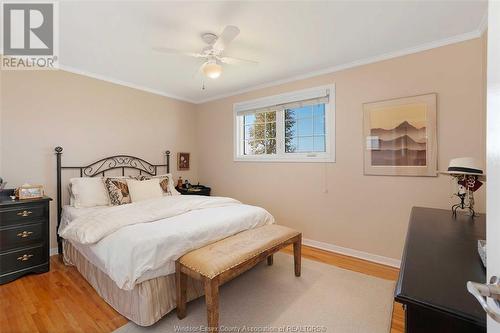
[[363, 93, 437, 176]]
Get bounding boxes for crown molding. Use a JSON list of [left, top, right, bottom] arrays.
[[58, 64, 197, 104], [55, 18, 486, 105], [477, 10, 488, 35], [196, 29, 485, 104]]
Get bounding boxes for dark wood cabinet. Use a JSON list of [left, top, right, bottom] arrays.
[[0, 192, 51, 284], [395, 207, 486, 332]]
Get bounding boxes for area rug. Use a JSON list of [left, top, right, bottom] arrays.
[[114, 253, 395, 333]]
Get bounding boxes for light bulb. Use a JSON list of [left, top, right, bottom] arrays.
[[203, 62, 222, 79]]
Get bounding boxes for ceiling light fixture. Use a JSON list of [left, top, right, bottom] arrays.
[[153, 25, 258, 83], [203, 60, 222, 79]]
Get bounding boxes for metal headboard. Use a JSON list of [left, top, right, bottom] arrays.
[[54, 146, 170, 253]]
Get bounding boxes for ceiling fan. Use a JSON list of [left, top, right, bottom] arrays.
[[153, 25, 257, 80]]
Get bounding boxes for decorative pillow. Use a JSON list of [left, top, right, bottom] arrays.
[[157, 176, 171, 194], [126, 178, 163, 202], [153, 173, 180, 195], [104, 177, 131, 206], [138, 174, 179, 196], [69, 177, 110, 208]]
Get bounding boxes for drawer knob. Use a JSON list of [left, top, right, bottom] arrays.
[[17, 254, 34, 261], [17, 210, 33, 217], [16, 231, 33, 238]]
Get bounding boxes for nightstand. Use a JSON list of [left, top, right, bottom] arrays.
[[176, 185, 211, 196], [0, 190, 52, 284]]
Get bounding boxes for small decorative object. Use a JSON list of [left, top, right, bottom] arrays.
[[440, 157, 485, 217], [363, 93, 437, 176], [17, 184, 44, 200], [0, 177, 6, 190], [184, 180, 190, 189], [478, 240, 486, 267], [178, 152, 190, 171], [177, 176, 183, 188]]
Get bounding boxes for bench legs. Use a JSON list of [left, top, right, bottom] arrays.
[[204, 277, 219, 332], [293, 235, 302, 277], [177, 265, 220, 331], [176, 261, 187, 319], [176, 233, 302, 331]]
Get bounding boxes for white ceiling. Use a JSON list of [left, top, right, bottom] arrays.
[[59, 1, 487, 103]]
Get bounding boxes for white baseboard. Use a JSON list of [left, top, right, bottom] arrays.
[[49, 240, 401, 268], [303, 238, 401, 268], [49, 247, 59, 256]]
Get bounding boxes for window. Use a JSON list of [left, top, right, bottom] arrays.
[[243, 111, 276, 155], [234, 85, 335, 162]]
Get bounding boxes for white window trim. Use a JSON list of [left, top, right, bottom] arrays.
[[233, 84, 336, 163]]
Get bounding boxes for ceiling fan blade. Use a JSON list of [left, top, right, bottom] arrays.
[[152, 47, 205, 58], [220, 56, 258, 65], [213, 25, 240, 52]]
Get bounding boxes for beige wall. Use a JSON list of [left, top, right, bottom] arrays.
[[0, 36, 487, 262], [0, 69, 3, 176], [0, 70, 198, 248], [195, 37, 487, 261]]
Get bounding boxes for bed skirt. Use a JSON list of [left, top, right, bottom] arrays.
[[62, 240, 205, 326]]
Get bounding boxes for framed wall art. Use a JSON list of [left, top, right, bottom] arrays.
[[177, 152, 190, 171], [363, 93, 437, 176]]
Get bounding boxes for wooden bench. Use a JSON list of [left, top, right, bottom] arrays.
[[176, 224, 302, 331]]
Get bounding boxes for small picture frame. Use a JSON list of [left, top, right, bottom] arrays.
[[177, 152, 190, 171], [18, 185, 44, 200]]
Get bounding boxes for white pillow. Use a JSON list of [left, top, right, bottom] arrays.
[[148, 173, 180, 196], [126, 178, 163, 202], [70, 177, 110, 208]]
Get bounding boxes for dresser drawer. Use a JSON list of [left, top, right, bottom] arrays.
[[0, 245, 47, 275], [0, 203, 47, 226], [0, 223, 45, 251]]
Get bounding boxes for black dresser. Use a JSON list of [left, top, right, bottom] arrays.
[[395, 207, 486, 332], [0, 190, 51, 284]]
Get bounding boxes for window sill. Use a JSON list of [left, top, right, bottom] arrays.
[[233, 156, 336, 163]]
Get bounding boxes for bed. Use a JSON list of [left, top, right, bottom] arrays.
[[54, 147, 275, 326]]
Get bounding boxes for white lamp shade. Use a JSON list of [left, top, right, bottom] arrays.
[[203, 62, 222, 79]]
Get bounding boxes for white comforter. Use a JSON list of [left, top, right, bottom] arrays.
[[59, 196, 275, 290], [59, 195, 243, 244]]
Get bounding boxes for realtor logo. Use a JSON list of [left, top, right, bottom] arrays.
[[1, 2, 58, 69]]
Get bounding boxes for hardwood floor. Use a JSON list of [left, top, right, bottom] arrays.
[[0, 257, 127, 333], [0, 246, 404, 333]]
